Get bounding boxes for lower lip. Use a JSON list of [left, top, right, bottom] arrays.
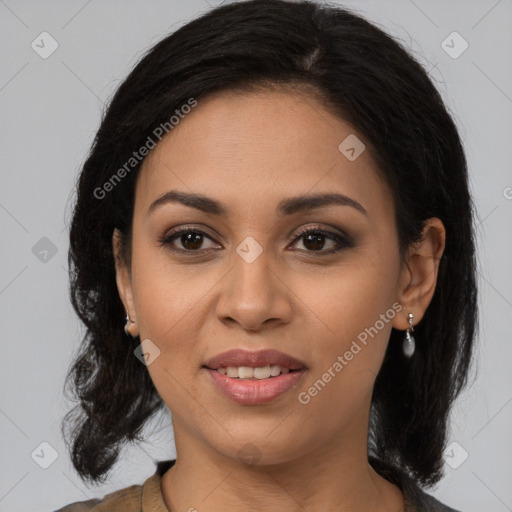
[[204, 368, 306, 405]]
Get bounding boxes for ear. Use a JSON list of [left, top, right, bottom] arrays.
[[112, 228, 138, 337], [392, 217, 446, 330]]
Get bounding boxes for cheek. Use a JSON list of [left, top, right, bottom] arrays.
[[296, 251, 398, 398], [130, 244, 207, 336], [128, 250, 209, 387], [301, 251, 397, 345]]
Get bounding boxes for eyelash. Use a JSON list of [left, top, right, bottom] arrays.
[[157, 225, 353, 257]]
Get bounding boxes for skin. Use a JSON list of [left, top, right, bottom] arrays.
[[113, 87, 445, 512]]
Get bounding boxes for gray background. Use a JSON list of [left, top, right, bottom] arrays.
[[0, 0, 511, 510]]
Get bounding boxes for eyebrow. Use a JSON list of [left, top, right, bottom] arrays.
[[146, 190, 368, 218]]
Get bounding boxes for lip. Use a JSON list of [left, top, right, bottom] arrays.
[[203, 349, 307, 371], [204, 367, 306, 405]]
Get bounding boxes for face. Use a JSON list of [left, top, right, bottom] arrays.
[[114, 87, 422, 466]]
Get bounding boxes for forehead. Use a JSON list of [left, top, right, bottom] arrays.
[[135, 88, 392, 222]]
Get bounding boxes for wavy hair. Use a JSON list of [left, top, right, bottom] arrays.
[[62, 0, 478, 488]]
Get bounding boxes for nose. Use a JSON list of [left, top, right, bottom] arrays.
[[215, 246, 293, 332]]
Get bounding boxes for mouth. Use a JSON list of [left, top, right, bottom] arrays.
[[203, 348, 307, 374], [202, 349, 307, 405]]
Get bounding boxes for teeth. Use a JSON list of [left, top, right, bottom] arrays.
[[216, 365, 291, 379], [270, 365, 283, 377], [226, 366, 238, 378], [254, 366, 271, 379]]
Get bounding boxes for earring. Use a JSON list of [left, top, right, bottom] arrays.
[[124, 312, 136, 338], [403, 312, 415, 358]]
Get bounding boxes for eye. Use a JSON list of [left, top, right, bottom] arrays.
[[288, 226, 353, 255], [158, 226, 220, 253]]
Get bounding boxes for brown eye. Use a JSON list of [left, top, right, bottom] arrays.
[[159, 228, 219, 253], [289, 228, 353, 255], [176, 231, 204, 250]]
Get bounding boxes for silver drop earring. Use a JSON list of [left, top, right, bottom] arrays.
[[124, 312, 136, 338], [403, 312, 415, 358]]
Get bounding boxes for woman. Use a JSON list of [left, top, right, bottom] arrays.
[[56, 0, 477, 510]]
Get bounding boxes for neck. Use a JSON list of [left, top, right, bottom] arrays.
[[161, 418, 404, 512]]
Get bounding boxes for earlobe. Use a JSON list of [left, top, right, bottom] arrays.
[[392, 217, 446, 331]]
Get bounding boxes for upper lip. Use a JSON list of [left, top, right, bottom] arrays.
[[204, 349, 307, 370]]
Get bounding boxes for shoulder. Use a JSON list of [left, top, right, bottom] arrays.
[[53, 482, 143, 511], [53, 460, 175, 512]]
